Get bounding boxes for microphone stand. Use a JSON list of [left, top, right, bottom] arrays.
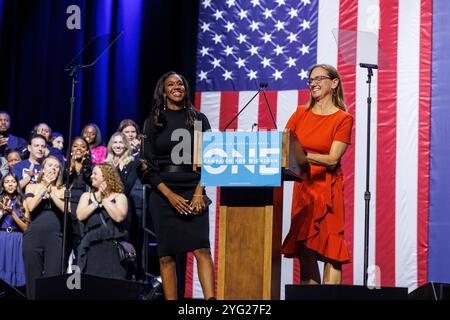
[[61, 65, 80, 273], [359, 62, 377, 287], [224, 83, 277, 130]]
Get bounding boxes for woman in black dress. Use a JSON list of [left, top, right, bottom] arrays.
[[23, 156, 65, 299], [104, 132, 141, 274], [67, 137, 92, 261], [143, 71, 215, 300], [76, 163, 128, 279]]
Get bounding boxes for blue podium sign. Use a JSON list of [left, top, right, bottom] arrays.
[[201, 131, 282, 187]]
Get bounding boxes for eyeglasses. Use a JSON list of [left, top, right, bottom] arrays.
[[307, 76, 332, 86]]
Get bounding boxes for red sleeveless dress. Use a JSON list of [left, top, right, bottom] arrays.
[[281, 106, 353, 263]]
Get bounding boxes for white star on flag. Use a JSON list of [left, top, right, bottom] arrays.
[[212, 34, 222, 44], [199, 70, 208, 80], [202, 0, 211, 9], [236, 58, 246, 68], [237, 33, 247, 44], [248, 45, 259, 56], [275, 20, 285, 31], [238, 9, 248, 20], [224, 46, 234, 56], [298, 68, 308, 79], [286, 57, 296, 68], [300, 19, 311, 30], [273, 69, 283, 80], [287, 32, 298, 43], [226, 0, 236, 7], [225, 21, 235, 32], [200, 46, 210, 56], [274, 45, 284, 56], [263, 8, 273, 19], [247, 69, 257, 80], [200, 22, 210, 33], [299, 44, 310, 55], [249, 21, 260, 32], [223, 70, 232, 80], [262, 33, 272, 43], [213, 10, 224, 20], [250, 0, 260, 7], [288, 8, 298, 18], [261, 57, 271, 68], [211, 58, 221, 68]]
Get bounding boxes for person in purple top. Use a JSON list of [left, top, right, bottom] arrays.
[[0, 173, 29, 288]]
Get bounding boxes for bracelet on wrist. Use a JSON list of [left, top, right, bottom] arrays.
[[91, 200, 99, 209]]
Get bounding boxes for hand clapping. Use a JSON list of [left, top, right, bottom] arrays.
[[0, 197, 13, 214]]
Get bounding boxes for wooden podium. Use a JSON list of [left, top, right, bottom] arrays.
[[194, 129, 308, 300]]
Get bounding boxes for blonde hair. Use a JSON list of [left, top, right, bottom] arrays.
[[306, 64, 347, 111], [94, 163, 124, 196], [37, 156, 63, 188], [104, 132, 133, 166]]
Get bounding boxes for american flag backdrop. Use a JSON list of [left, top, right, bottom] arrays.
[[183, 0, 450, 299]]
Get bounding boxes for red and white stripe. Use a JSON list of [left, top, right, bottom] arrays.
[[186, 0, 431, 298]]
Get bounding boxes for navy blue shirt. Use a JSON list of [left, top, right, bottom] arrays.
[[12, 160, 41, 183]]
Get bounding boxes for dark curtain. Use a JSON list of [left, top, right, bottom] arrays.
[[0, 0, 199, 144]]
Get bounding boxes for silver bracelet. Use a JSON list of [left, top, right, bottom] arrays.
[[91, 200, 99, 209]]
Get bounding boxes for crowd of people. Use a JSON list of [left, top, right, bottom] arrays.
[[0, 71, 216, 301], [0, 111, 149, 299]]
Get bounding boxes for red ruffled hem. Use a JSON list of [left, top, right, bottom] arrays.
[[281, 167, 351, 264], [281, 215, 351, 263]]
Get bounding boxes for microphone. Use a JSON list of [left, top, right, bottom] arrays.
[[359, 63, 378, 69]]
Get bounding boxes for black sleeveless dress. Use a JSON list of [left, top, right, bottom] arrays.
[[22, 198, 62, 299], [77, 199, 127, 280]]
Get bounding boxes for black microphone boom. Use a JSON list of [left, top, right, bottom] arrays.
[[223, 82, 277, 130]]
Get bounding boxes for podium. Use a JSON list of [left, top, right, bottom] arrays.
[[194, 129, 308, 300]]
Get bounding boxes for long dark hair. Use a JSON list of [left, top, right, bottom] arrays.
[[150, 71, 198, 130], [0, 173, 26, 219]]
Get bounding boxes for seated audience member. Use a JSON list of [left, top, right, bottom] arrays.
[[0, 111, 27, 158], [12, 133, 46, 189], [81, 124, 107, 164], [50, 132, 64, 152], [33, 123, 64, 163], [118, 119, 141, 157], [6, 149, 22, 169], [76, 163, 128, 280], [0, 173, 29, 288]]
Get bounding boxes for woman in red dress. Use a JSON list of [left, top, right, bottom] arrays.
[[282, 64, 353, 285]]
